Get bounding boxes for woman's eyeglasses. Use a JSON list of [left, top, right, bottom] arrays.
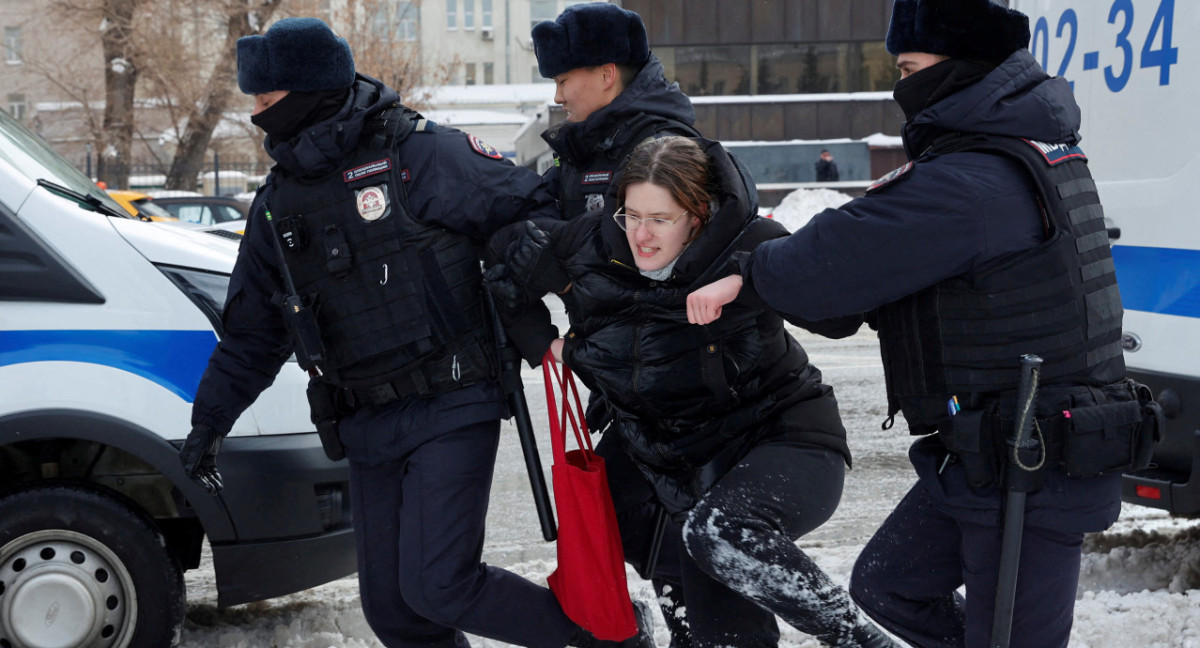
[[613, 208, 688, 235]]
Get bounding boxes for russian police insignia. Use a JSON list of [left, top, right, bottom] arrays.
[[356, 185, 389, 221], [468, 135, 503, 159], [866, 162, 915, 194]]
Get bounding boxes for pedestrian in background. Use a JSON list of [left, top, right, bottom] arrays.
[[177, 16, 652, 648], [686, 0, 1156, 646], [815, 149, 840, 182]]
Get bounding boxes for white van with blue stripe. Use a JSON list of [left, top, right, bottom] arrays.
[[1012, 0, 1199, 513], [0, 110, 354, 647]]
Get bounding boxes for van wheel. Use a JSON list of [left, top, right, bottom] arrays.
[[0, 484, 184, 648]]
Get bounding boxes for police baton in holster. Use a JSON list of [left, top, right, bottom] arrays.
[[264, 208, 345, 462], [482, 288, 557, 541], [991, 354, 1044, 648]]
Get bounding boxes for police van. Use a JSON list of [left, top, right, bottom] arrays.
[[1010, 0, 1198, 514], [0, 109, 355, 647]]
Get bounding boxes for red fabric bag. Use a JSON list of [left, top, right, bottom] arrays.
[[543, 351, 638, 641]]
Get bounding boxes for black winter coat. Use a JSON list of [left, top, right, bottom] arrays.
[[543, 140, 852, 514]]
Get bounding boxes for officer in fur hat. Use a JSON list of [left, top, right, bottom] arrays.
[[487, 5, 723, 646], [178, 16, 655, 648], [687, 0, 1157, 646]]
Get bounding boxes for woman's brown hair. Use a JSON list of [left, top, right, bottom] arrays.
[[617, 136, 716, 241]]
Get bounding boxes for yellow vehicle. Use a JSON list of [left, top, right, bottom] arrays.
[[105, 189, 178, 222]]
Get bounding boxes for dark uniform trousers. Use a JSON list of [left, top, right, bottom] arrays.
[[348, 417, 578, 648]]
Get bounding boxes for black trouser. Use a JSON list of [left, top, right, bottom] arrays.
[[849, 480, 1084, 648], [681, 441, 880, 648], [348, 419, 578, 648]]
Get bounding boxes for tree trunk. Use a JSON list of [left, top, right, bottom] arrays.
[[96, 0, 143, 189], [165, 0, 282, 191]]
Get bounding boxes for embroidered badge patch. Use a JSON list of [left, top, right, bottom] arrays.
[[468, 135, 503, 159], [585, 193, 606, 213], [356, 186, 389, 221], [344, 158, 392, 182], [1022, 139, 1087, 166], [582, 171, 613, 185], [867, 162, 915, 194]]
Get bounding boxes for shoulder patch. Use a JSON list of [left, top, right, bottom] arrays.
[[468, 134, 503, 159], [1021, 138, 1087, 166], [866, 162, 915, 194]]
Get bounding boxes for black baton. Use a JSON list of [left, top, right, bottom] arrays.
[[991, 354, 1043, 648], [483, 287, 557, 541]]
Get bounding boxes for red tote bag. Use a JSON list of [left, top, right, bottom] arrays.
[[543, 351, 638, 641]]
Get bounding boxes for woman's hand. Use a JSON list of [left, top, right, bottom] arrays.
[[687, 274, 743, 324], [549, 338, 565, 364]]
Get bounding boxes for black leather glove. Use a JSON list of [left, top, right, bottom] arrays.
[[179, 424, 224, 495], [484, 263, 528, 312], [508, 221, 570, 294]]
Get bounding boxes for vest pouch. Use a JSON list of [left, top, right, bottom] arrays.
[[1062, 399, 1144, 477], [1130, 380, 1164, 471], [940, 406, 1001, 489], [323, 225, 353, 277]]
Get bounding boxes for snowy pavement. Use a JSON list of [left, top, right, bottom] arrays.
[[176, 325, 1200, 648]]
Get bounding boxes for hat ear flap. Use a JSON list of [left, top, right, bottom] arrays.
[[533, 21, 569, 78], [236, 37, 270, 94], [885, 0, 919, 55]]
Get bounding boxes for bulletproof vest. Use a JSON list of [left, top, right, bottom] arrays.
[[554, 112, 699, 218], [874, 135, 1126, 433], [268, 109, 494, 392]]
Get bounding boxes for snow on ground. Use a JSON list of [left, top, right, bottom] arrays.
[[767, 188, 855, 233], [176, 244, 1200, 648]]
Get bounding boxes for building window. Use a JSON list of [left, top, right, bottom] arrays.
[[447, 0, 457, 30], [464, 0, 474, 30], [483, 62, 494, 84], [7, 94, 26, 120], [530, 0, 556, 30], [397, 1, 418, 41], [465, 62, 477, 85], [481, 0, 493, 29], [659, 42, 895, 96], [4, 27, 21, 65]]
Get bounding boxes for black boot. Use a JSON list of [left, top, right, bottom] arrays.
[[832, 621, 901, 648], [569, 599, 656, 648]]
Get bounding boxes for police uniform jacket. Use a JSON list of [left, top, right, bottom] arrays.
[[191, 74, 558, 461], [738, 50, 1128, 533], [540, 139, 853, 515]]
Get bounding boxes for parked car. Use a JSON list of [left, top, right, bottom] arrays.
[[105, 188, 178, 222], [153, 194, 250, 234]]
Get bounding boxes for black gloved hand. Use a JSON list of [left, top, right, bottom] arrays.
[[484, 263, 528, 312], [508, 221, 570, 294], [179, 424, 225, 495]]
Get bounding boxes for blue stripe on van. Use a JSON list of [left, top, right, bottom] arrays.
[[1112, 246, 1200, 319], [0, 330, 218, 402]]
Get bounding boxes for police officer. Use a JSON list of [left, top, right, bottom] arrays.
[[177, 17, 652, 648], [503, 5, 710, 647], [687, 1, 1158, 647]]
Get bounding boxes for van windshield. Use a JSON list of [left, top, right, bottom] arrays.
[[0, 109, 129, 217]]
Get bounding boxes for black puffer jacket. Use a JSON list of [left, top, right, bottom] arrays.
[[545, 139, 853, 514]]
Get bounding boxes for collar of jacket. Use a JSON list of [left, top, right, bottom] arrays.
[[265, 74, 401, 179]]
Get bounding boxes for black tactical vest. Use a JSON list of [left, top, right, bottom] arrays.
[[874, 135, 1126, 433], [550, 112, 699, 218], [267, 111, 494, 394]]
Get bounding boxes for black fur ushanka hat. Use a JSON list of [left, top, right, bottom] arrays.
[[886, 0, 1031, 64], [532, 2, 650, 79], [237, 17, 356, 94]]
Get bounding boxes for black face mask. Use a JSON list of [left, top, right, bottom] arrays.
[[250, 88, 350, 141], [893, 58, 995, 122]]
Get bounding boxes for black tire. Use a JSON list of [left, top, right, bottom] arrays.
[[0, 484, 184, 648]]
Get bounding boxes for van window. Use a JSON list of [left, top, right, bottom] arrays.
[[0, 110, 125, 216]]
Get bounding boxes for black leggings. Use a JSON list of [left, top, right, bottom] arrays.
[[681, 441, 875, 648]]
